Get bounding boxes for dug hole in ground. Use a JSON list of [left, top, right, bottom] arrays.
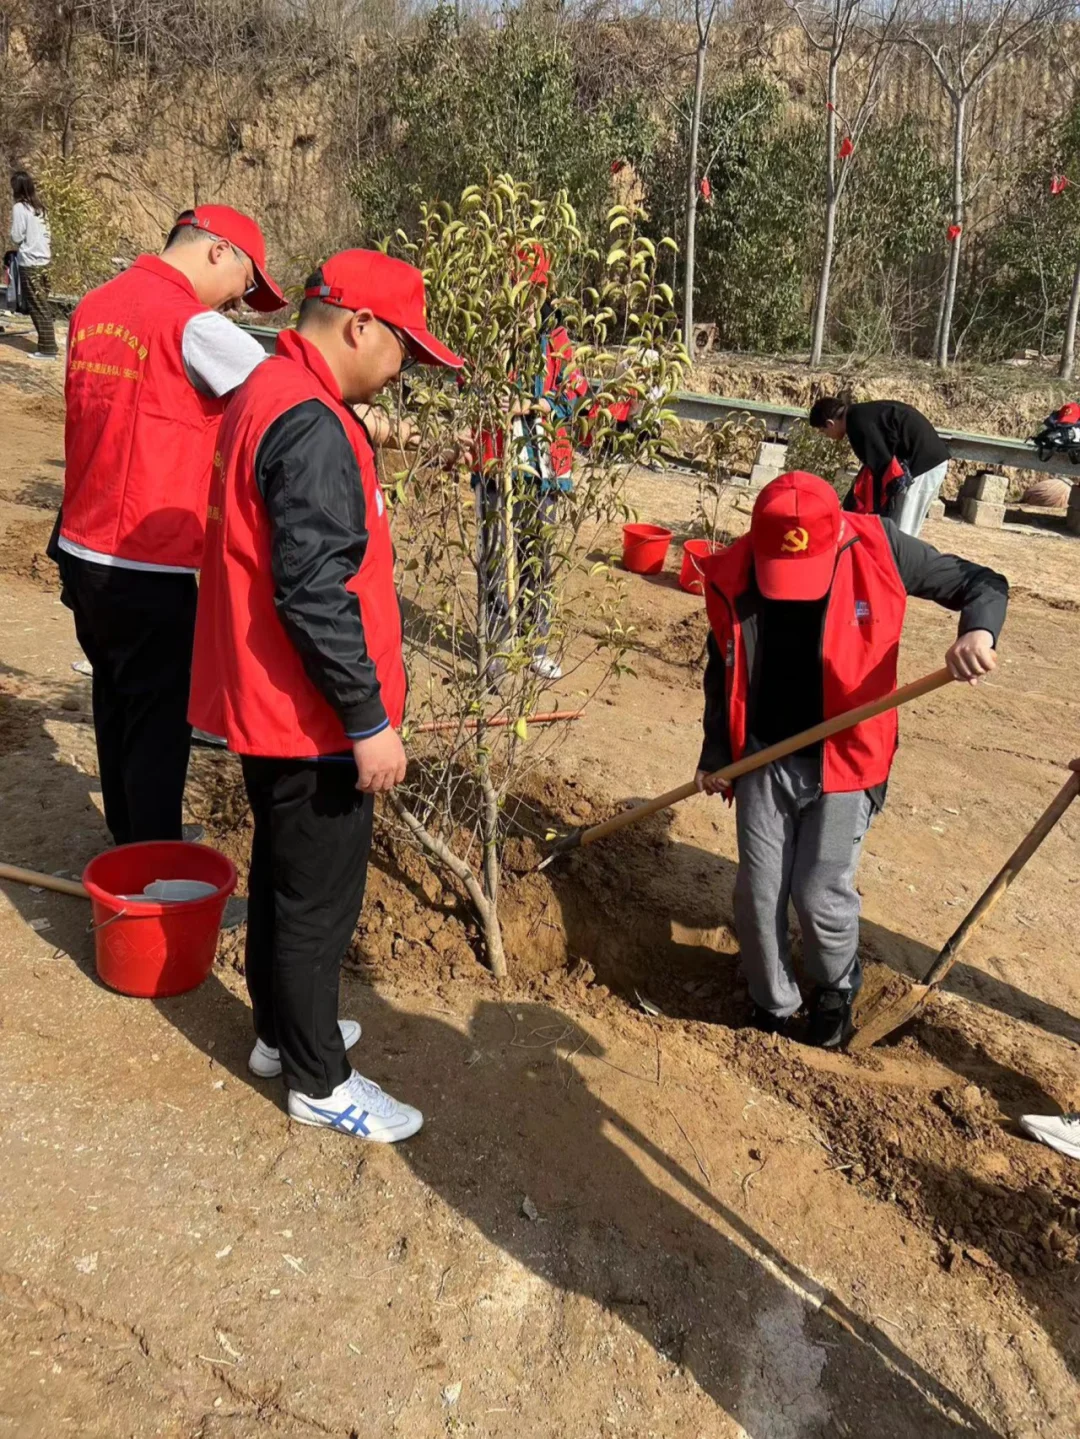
[[1, 338, 1078, 1438]]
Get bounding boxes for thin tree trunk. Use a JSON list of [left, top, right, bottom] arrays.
[[810, 56, 840, 368], [1060, 258, 1080, 381], [683, 38, 708, 362], [938, 91, 966, 370], [389, 794, 508, 979]]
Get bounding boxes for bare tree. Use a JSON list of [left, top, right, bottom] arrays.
[[682, 0, 725, 360], [902, 0, 1072, 369], [789, 0, 907, 367], [1060, 261, 1080, 380]]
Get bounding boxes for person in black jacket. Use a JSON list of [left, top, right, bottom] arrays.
[[809, 396, 951, 537], [695, 472, 1008, 1048]]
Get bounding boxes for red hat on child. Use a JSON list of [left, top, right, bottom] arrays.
[[173, 205, 285, 312], [304, 249, 463, 369], [751, 472, 842, 601]]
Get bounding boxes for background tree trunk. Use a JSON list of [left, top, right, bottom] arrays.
[[682, 37, 708, 361], [1060, 258, 1080, 381], [938, 91, 966, 369], [809, 55, 840, 367]]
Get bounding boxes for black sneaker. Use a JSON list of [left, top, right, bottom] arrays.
[[806, 989, 854, 1049], [748, 1004, 792, 1037]]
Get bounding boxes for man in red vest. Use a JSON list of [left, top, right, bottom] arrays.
[[695, 472, 1008, 1048], [57, 205, 283, 846], [190, 250, 462, 1142]]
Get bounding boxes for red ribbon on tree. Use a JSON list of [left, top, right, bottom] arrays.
[[838, 136, 854, 160], [1051, 173, 1069, 196], [610, 159, 624, 175], [947, 223, 963, 243], [699, 176, 712, 202], [826, 101, 835, 112]]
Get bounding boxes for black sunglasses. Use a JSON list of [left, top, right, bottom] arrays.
[[380, 320, 417, 373]]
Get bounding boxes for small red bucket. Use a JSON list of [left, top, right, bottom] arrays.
[[679, 538, 723, 595], [83, 841, 237, 998], [622, 523, 673, 575]]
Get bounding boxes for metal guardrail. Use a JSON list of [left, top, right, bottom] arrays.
[[239, 326, 1073, 480], [669, 391, 1073, 479]]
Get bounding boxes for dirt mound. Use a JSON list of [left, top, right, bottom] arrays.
[[19, 394, 66, 424], [0, 513, 58, 587]]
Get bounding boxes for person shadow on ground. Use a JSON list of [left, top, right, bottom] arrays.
[[140, 952, 999, 1437]]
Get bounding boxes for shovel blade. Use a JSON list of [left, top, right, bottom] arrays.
[[847, 982, 932, 1052]]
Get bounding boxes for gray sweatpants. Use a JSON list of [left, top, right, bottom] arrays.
[[889, 461, 948, 537], [733, 754, 875, 1018]]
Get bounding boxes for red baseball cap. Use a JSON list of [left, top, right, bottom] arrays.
[[173, 205, 285, 313], [751, 472, 842, 601], [304, 250, 463, 369]]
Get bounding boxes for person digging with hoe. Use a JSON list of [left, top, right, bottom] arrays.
[[55, 205, 282, 845], [695, 471, 1008, 1048], [189, 250, 463, 1142]]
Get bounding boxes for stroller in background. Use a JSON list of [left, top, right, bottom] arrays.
[[1031, 402, 1080, 463]]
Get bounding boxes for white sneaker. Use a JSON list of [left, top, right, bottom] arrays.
[[1019, 1112, 1080, 1160], [531, 654, 563, 680], [249, 1018, 361, 1078], [288, 1068, 423, 1143]]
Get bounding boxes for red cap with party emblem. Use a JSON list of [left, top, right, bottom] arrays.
[[751, 472, 842, 601], [304, 249, 463, 369]]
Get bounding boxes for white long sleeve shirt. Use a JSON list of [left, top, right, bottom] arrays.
[[10, 202, 51, 267]]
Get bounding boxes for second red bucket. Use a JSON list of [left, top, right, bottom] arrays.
[[679, 538, 723, 595], [83, 841, 237, 998], [622, 523, 673, 575]]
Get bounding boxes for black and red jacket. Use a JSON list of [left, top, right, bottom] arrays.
[[699, 514, 1008, 796], [842, 401, 950, 517], [190, 329, 405, 757]]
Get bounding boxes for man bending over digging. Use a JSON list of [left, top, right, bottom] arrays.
[[695, 471, 1008, 1048]]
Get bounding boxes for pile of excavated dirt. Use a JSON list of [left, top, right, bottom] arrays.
[[194, 755, 1080, 1293]]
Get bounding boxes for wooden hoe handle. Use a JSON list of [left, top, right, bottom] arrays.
[[568, 667, 953, 854], [0, 862, 89, 899], [921, 769, 1080, 988]]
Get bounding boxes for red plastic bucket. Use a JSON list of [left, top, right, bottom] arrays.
[[679, 538, 723, 595], [82, 841, 237, 998], [621, 523, 673, 575]]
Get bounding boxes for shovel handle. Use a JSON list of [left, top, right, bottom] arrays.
[[571, 667, 953, 853], [0, 861, 89, 899], [921, 769, 1080, 988]]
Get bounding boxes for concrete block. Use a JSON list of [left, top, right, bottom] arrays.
[[1067, 484, 1080, 534], [926, 499, 946, 523], [959, 470, 1008, 504], [756, 441, 788, 470], [749, 463, 781, 489], [960, 497, 1005, 528]]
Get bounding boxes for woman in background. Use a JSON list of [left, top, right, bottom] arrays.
[[10, 170, 57, 359]]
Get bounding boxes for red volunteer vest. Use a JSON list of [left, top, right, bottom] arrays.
[[850, 455, 906, 516], [188, 330, 405, 757], [63, 255, 225, 568], [701, 513, 907, 792]]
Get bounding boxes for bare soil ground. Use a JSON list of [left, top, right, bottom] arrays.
[[2, 328, 1080, 1438]]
